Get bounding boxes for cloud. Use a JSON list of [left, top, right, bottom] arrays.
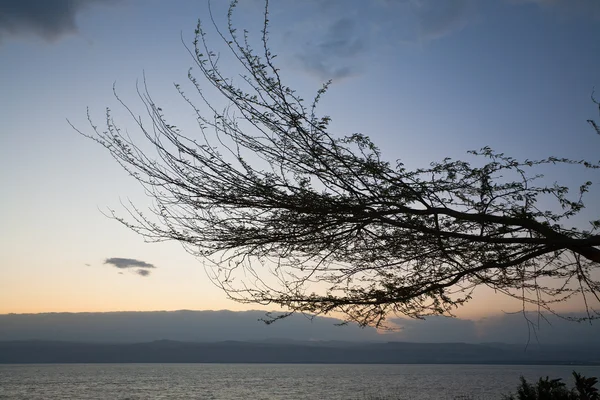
[[104, 258, 155, 277], [294, 16, 366, 80], [279, 0, 597, 81], [1, 310, 598, 346], [281, 0, 477, 81], [473, 312, 600, 344], [388, 312, 600, 344], [509, 0, 600, 19], [104, 257, 155, 269], [389, 316, 480, 342], [406, 0, 476, 41], [0, 310, 384, 343], [0, 0, 121, 43], [104, 257, 155, 277]]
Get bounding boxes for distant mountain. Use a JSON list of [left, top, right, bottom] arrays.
[[1, 340, 598, 365]]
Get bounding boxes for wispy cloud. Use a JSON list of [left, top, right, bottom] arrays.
[[282, 0, 477, 80], [295, 16, 365, 80], [104, 257, 155, 277], [406, 0, 476, 41], [285, 0, 597, 81], [0, 0, 121, 43], [135, 269, 151, 277], [509, 0, 600, 19]]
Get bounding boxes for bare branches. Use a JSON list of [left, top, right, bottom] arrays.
[[75, 0, 600, 327], [588, 89, 600, 135]]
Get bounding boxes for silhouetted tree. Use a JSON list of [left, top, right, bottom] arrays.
[[73, 0, 600, 327], [588, 94, 600, 135], [502, 372, 599, 400], [573, 372, 600, 400]]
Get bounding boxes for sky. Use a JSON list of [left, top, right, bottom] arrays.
[[1, 0, 600, 335]]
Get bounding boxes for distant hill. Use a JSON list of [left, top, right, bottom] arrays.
[[1, 340, 598, 364]]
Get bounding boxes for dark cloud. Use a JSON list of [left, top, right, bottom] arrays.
[[104, 258, 155, 277], [104, 257, 155, 269], [0, 0, 120, 43]]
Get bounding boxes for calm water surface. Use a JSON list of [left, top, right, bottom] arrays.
[[1, 363, 599, 400]]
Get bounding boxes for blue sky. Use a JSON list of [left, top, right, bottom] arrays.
[[1, 0, 599, 323]]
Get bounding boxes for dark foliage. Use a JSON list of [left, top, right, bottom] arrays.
[[503, 371, 599, 400]]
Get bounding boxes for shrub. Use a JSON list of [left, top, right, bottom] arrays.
[[502, 371, 599, 400]]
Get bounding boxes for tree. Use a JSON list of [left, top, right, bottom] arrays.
[[73, 0, 600, 327], [502, 371, 599, 400]]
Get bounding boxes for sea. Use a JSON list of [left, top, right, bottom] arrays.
[[1, 363, 599, 400]]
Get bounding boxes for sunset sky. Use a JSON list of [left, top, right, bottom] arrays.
[[1, 0, 599, 321]]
